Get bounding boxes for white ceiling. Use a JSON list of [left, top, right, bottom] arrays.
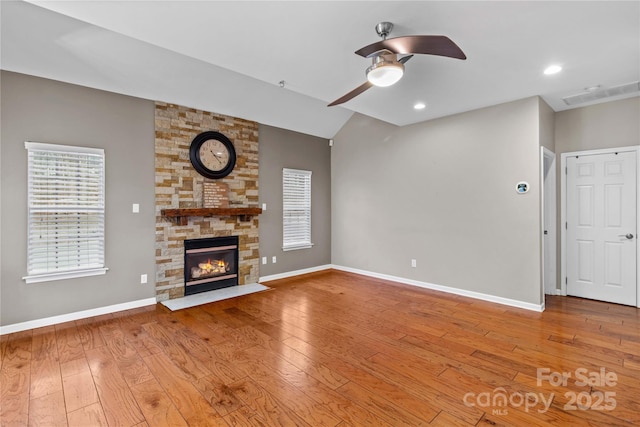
[[2, 1, 639, 138]]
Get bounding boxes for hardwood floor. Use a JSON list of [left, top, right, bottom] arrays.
[[1, 269, 639, 426]]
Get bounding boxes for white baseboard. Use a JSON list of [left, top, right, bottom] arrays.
[[259, 264, 332, 283], [0, 297, 157, 335], [331, 264, 545, 312]]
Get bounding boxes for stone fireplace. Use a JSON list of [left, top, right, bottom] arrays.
[[154, 102, 259, 301]]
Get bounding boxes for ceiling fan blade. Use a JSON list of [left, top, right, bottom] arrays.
[[328, 81, 373, 106], [399, 54, 414, 64], [355, 35, 466, 60]]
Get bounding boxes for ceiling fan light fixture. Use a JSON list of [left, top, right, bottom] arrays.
[[366, 57, 404, 87]]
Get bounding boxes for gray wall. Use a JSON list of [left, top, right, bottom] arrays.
[[332, 97, 544, 306], [258, 124, 331, 277], [1, 71, 156, 326], [539, 99, 556, 152], [555, 97, 639, 153]]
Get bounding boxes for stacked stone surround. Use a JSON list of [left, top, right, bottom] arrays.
[[155, 102, 259, 301]]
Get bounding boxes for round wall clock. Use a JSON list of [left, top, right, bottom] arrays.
[[189, 131, 236, 179]]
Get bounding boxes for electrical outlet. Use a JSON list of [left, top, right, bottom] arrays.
[[262, 256, 267, 265], [411, 259, 417, 268], [140, 274, 148, 284], [272, 256, 277, 264]]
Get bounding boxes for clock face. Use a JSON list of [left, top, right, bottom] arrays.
[[189, 131, 236, 179], [199, 139, 230, 172]]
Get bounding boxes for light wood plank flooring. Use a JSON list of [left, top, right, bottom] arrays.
[[1, 269, 639, 426]]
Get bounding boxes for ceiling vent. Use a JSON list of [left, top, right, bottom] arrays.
[[563, 81, 640, 106]]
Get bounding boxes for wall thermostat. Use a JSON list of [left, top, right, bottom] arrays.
[[516, 181, 529, 194]]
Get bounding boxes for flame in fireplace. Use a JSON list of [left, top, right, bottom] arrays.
[[198, 259, 227, 273], [191, 259, 229, 280]]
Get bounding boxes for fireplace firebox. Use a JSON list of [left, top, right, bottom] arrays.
[[184, 236, 238, 295]]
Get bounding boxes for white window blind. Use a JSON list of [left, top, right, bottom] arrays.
[[282, 168, 313, 251], [24, 142, 107, 283]]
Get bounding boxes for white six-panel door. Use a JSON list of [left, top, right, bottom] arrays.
[[566, 151, 637, 305]]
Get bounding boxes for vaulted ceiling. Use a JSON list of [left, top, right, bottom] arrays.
[[2, 1, 639, 138]]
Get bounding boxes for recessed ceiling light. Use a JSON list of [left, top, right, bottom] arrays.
[[414, 102, 427, 110], [544, 65, 562, 75]]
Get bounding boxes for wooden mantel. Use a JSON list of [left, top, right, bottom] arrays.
[[161, 207, 262, 225]]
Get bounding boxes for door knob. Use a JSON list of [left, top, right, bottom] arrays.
[[619, 233, 634, 240]]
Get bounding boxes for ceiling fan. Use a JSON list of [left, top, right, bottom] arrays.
[[328, 22, 466, 107]]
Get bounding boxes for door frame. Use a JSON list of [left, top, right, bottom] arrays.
[[541, 147, 557, 299], [560, 145, 640, 307]]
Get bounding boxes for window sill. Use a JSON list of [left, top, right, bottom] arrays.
[[282, 243, 314, 252], [23, 267, 109, 284]]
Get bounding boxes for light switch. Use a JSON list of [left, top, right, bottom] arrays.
[[132, 203, 140, 213], [262, 257, 267, 265], [262, 203, 267, 211]]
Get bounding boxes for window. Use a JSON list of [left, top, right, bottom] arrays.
[[282, 168, 313, 251], [24, 142, 107, 283]]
